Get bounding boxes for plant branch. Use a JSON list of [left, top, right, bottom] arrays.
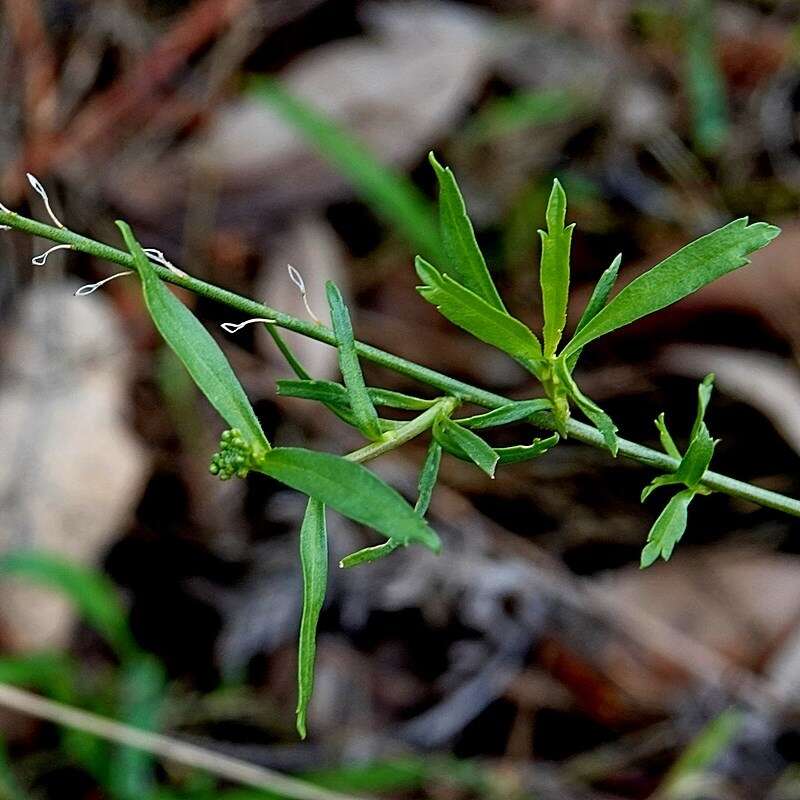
[[3, 209, 799, 517]]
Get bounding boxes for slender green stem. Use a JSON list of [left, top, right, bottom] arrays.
[[3, 209, 799, 517]]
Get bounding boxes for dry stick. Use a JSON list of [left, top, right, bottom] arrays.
[[1, 208, 799, 518], [0, 683, 368, 800]]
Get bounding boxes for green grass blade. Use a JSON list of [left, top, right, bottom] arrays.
[[0, 551, 136, 660], [416, 256, 543, 372], [561, 219, 780, 359], [539, 179, 575, 357], [250, 77, 440, 260], [325, 281, 382, 440], [296, 498, 328, 739], [117, 221, 269, 457], [256, 448, 440, 552], [434, 417, 499, 478], [428, 152, 505, 311], [108, 655, 165, 799], [684, 0, 729, 156]]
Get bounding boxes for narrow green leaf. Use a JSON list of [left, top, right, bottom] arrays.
[[416, 256, 544, 372], [655, 413, 681, 459], [566, 254, 621, 371], [641, 473, 685, 502], [429, 152, 505, 311], [339, 540, 399, 569], [539, 179, 575, 357], [561, 219, 780, 359], [326, 281, 382, 440], [675, 424, 716, 487], [415, 439, 442, 516], [296, 498, 327, 739], [117, 221, 269, 456], [256, 448, 440, 552], [495, 433, 560, 464], [690, 373, 715, 441], [367, 388, 439, 411], [554, 357, 618, 454], [249, 78, 440, 260], [434, 417, 499, 478], [0, 551, 136, 659], [640, 489, 695, 568], [456, 399, 552, 429]]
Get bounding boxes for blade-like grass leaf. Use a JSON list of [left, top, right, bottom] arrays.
[[561, 219, 780, 359], [429, 152, 505, 311], [108, 655, 165, 799], [416, 257, 544, 374], [296, 498, 327, 739], [256, 448, 440, 552], [434, 417, 499, 478], [539, 179, 575, 357], [326, 281, 382, 440], [250, 78, 440, 261], [0, 551, 136, 660], [641, 489, 695, 568], [118, 222, 269, 457]]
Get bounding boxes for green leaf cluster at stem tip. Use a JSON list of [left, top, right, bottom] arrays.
[[0, 158, 792, 742], [640, 375, 718, 568]]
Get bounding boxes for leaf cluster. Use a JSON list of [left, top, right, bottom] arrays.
[[112, 147, 780, 738]]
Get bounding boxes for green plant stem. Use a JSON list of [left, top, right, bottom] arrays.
[[345, 397, 457, 464], [4, 210, 799, 517]]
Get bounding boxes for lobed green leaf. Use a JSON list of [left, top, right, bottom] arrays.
[[429, 152, 505, 311], [326, 281, 382, 440], [539, 179, 575, 357], [296, 498, 328, 739], [256, 448, 440, 552], [416, 256, 543, 373], [641, 489, 695, 568], [118, 221, 269, 457], [561, 219, 780, 359]]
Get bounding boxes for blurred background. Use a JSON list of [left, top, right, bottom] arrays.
[[1, 0, 800, 797]]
